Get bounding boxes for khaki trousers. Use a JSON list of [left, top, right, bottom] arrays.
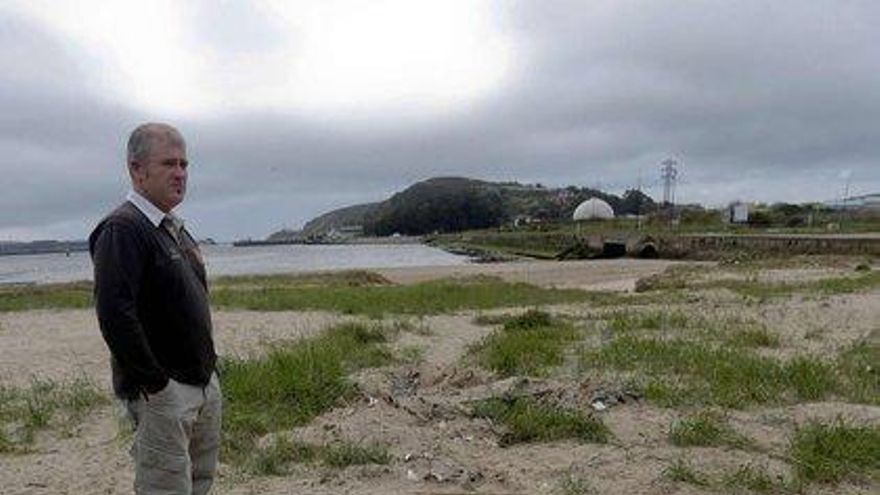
[[126, 374, 222, 495]]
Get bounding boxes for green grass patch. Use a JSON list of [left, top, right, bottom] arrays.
[[636, 266, 880, 300], [634, 264, 706, 293], [247, 435, 317, 476], [662, 459, 710, 487], [220, 322, 392, 464], [321, 440, 393, 468], [470, 310, 580, 377], [784, 356, 837, 401], [212, 270, 390, 290], [700, 270, 880, 300], [726, 326, 781, 348], [0, 375, 108, 453], [558, 472, 595, 495], [583, 336, 837, 408], [788, 420, 880, 484], [211, 276, 596, 316], [246, 435, 391, 476], [721, 464, 798, 494], [668, 410, 753, 449], [471, 396, 609, 446], [0, 282, 93, 312], [837, 332, 880, 405], [604, 310, 692, 333]]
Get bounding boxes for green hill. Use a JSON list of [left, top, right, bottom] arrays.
[[279, 177, 656, 238]]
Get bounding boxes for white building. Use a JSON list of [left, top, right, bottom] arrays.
[[573, 198, 615, 221]]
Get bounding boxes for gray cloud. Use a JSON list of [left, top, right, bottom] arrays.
[[1, 1, 878, 241]]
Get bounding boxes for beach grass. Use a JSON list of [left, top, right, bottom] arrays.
[[211, 269, 391, 290], [0, 271, 607, 315], [604, 309, 693, 333], [668, 410, 753, 449], [836, 329, 880, 405], [662, 459, 711, 487], [219, 321, 393, 464], [0, 374, 108, 453], [702, 270, 880, 300], [725, 326, 781, 348], [635, 265, 880, 299], [720, 464, 798, 494], [211, 275, 598, 316], [471, 396, 609, 446], [788, 420, 880, 484], [0, 281, 92, 312], [247, 435, 391, 476], [469, 309, 581, 377], [558, 472, 596, 495], [582, 336, 838, 408]]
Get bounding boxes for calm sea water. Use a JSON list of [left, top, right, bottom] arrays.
[[0, 244, 470, 285]]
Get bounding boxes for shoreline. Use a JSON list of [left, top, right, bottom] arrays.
[[0, 258, 685, 292]]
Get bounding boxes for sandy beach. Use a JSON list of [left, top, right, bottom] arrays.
[[1, 258, 877, 495]]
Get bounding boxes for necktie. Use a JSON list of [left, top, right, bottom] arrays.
[[162, 216, 182, 245]]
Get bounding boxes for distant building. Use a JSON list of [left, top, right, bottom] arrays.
[[572, 198, 614, 221], [728, 201, 749, 223]]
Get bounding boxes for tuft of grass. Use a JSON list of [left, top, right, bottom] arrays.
[[220, 322, 392, 464], [247, 436, 317, 476], [837, 335, 880, 405], [558, 472, 595, 495], [784, 356, 837, 401], [583, 337, 837, 408], [634, 264, 706, 293], [726, 327, 781, 348], [320, 440, 392, 468], [662, 459, 710, 487], [721, 464, 798, 494], [0, 428, 12, 453], [788, 420, 880, 484], [388, 318, 432, 336], [246, 436, 390, 476], [470, 310, 580, 377], [504, 308, 554, 329], [0, 282, 93, 312], [668, 410, 752, 449], [605, 310, 692, 334], [212, 276, 597, 316], [471, 396, 609, 446], [0, 374, 108, 453]]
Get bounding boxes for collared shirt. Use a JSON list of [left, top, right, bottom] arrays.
[[126, 190, 184, 230]]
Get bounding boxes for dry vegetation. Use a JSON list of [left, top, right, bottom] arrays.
[[0, 257, 878, 494]]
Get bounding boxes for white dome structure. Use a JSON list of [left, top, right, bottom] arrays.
[[573, 198, 615, 221]]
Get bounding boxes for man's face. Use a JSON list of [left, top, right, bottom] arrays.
[[131, 138, 188, 213]]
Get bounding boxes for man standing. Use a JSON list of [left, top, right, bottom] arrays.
[[90, 123, 221, 494]]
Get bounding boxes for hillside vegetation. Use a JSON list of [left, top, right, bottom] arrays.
[[291, 176, 655, 237]]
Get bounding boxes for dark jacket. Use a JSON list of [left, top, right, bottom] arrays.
[[89, 201, 216, 399]]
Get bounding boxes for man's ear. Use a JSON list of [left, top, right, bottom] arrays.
[[128, 161, 144, 183]]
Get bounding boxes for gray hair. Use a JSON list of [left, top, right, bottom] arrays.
[[127, 123, 186, 163]]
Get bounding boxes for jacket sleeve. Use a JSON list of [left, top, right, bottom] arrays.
[[92, 223, 168, 393]]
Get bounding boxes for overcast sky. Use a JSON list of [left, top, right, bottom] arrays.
[[2, 0, 878, 241]]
